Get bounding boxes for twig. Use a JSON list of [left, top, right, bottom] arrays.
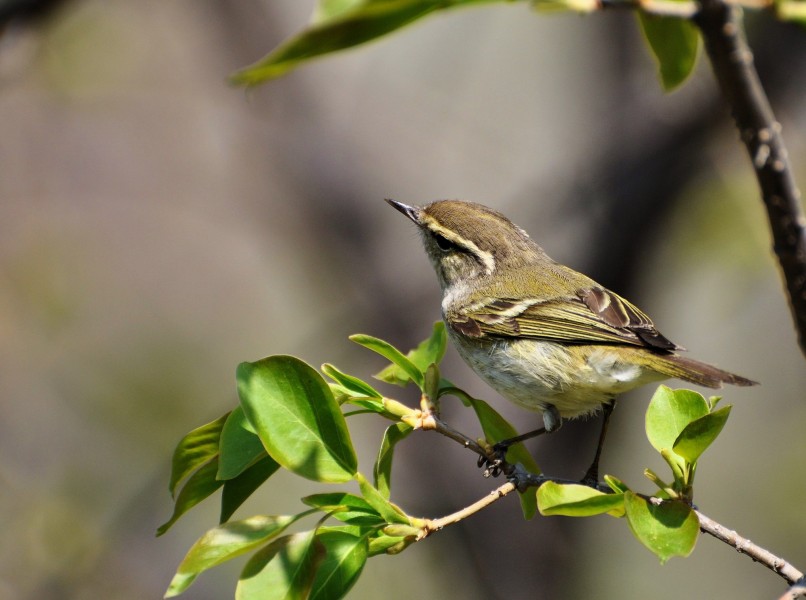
[[419, 481, 517, 538], [694, 0, 806, 356], [696, 509, 804, 585], [423, 414, 803, 588], [428, 415, 488, 457]]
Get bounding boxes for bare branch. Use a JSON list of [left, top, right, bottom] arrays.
[[424, 412, 804, 587], [694, 0, 806, 356], [696, 510, 805, 585], [420, 481, 517, 538]]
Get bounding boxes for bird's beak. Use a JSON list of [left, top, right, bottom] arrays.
[[385, 199, 422, 225]]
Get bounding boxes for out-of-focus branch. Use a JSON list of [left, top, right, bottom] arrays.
[[694, 0, 806, 356]]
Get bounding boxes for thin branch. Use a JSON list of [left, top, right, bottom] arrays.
[[696, 509, 804, 585], [421, 413, 803, 587], [694, 0, 806, 356], [420, 481, 517, 538]]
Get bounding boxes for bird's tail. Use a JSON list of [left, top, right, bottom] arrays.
[[655, 354, 757, 388]]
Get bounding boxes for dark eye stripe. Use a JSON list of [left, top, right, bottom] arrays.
[[434, 234, 455, 251]]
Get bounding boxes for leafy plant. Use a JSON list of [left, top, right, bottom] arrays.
[[159, 0, 806, 596], [159, 324, 767, 598]]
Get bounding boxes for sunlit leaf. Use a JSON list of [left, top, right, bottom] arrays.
[[312, 0, 367, 23], [302, 492, 386, 526], [237, 356, 357, 483], [374, 422, 413, 498], [165, 514, 300, 597], [355, 472, 410, 524], [530, 0, 598, 12], [350, 334, 423, 387], [537, 481, 624, 517], [645, 386, 709, 454], [604, 474, 631, 494], [637, 12, 700, 91], [218, 406, 266, 481], [624, 492, 698, 563], [236, 531, 324, 600], [673, 405, 732, 464], [168, 413, 229, 497], [231, 1, 453, 86], [375, 322, 447, 386], [321, 363, 382, 399], [367, 533, 410, 556], [776, 0, 806, 26], [309, 530, 368, 600]]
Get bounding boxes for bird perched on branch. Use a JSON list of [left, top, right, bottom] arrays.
[[387, 198, 756, 481]]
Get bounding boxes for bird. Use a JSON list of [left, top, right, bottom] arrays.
[[387, 198, 756, 481]]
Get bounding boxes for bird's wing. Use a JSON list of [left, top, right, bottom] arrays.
[[449, 287, 682, 351]]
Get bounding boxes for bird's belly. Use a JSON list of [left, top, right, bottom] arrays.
[[451, 336, 666, 419]]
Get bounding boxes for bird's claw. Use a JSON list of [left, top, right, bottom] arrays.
[[477, 441, 510, 478]]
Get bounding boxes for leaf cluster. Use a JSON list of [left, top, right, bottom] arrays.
[[159, 324, 737, 597], [537, 385, 730, 563]]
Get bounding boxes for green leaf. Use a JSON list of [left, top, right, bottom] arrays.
[[158, 457, 224, 536], [237, 356, 357, 483], [350, 334, 423, 388], [236, 531, 324, 600], [302, 493, 386, 526], [168, 412, 230, 497], [367, 533, 410, 556], [624, 492, 699, 563], [165, 514, 300, 597], [312, 0, 367, 23], [673, 405, 732, 464], [531, 0, 598, 12], [220, 455, 281, 523], [776, 0, 806, 26], [321, 364, 382, 399], [374, 422, 413, 498], [604, 474, 631, 494], [231, 2, 439, 86], [218, 406, 267, 480], [645, 386, 709, 454], [469, 397, 541, 519], [375, 322, 447, 386], [537, 482, 624, 517], [355, 472, 410, 524], [309, 531, 368, 600], [636, 12, 700, 91]]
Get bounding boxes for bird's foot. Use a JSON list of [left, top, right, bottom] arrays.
[[477, 441, 510, 478]]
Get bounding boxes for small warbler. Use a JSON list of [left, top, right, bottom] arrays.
[[387, 199, 756, 478]]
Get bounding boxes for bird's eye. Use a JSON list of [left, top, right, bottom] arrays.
[[434, 234, 455, 251]]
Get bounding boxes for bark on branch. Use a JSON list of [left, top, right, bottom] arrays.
[[694, 0, 806, 355]]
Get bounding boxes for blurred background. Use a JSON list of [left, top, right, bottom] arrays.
[[1, 1, 805, 598]]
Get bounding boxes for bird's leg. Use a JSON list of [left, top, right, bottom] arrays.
[[581, 400, 615, 486], [479, 405, 561, 477]]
